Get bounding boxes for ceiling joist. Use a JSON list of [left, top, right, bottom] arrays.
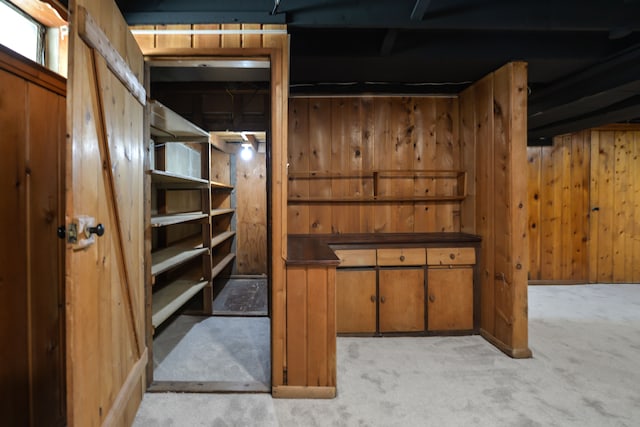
[[410, 0, 432, 21]]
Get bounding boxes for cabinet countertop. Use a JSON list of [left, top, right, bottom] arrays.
[[286, 233, 481, 266]]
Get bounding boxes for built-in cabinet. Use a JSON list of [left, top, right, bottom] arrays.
[[149, 100, 235, 332], [335, 241, 478, 335]]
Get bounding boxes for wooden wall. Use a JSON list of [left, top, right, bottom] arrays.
[[0, 47, 66, 427], [274, 265, 336, 398], [527, 125, 640, 283], [459, 62, 530, 358], [288, 97, 461, 234], [527, 132, 590, 282], [235, 152, 268, 275]]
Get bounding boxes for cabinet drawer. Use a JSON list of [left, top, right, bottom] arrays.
[[427, 247, 476, 266], [377, 248, 425, 266], [334, 249, 377, 267]]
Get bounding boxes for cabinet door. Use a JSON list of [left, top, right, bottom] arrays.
[[427, 268, 474, 331], [378, 269, 425, 333], [336, 270, 377, 333]]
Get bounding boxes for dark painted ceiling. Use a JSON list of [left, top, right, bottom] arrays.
[[112, 0, 640, 141]]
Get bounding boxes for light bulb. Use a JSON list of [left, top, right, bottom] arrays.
[[241, 145, 253, 161]]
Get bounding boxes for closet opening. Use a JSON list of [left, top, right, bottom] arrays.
[[147, 57, 271, 392]]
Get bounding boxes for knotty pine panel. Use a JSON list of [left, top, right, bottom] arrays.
[[235, 152, 267, 275], [131, 24, 286, 50], [287, 96, 461, 234], [460, 62, 529, 358]]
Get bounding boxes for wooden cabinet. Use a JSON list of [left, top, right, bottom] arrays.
[[426, 247, 476, 332], [148, 100, 235, 332], [379, 269, 425, 332], [427, 268, 474, 331], [336, 270, 377, 333], [336, 248, 426, 334], [334, 240, 478, 336]]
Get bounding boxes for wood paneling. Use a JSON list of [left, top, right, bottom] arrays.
[[1, 64, 30, 427], [131, 24, 286, 50], [1, 52, 66, 427], [235, 152, 267, 274], [460, 62, 530, 358], [286, 266, 336, 389], [527, 132, 590, 282], [587, 127, 640, 283], [527, 126, 640, 284], [288, 96, 461, 234]]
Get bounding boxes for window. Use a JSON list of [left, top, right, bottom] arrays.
[[0, 0, 44, 64]]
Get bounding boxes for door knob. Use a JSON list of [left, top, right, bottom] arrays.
[[86, 223, 105, 237]]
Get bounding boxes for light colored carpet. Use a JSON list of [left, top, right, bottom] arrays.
[[134, 284, 640, 427], [153, 316, 270, 384]]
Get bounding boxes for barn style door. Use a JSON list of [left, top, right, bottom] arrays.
[[65, 0, 147, 425]]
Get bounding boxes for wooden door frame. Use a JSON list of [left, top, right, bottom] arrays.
[[140, 47, 288, 392]]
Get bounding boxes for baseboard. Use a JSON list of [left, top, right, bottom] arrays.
[[480, 329, 533, 359], [148, 380, 270, 393], [272, 385, 336, 399], [528, 280, 587, 286]]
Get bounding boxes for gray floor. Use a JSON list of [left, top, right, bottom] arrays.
[[153, 316, 270, 384], [135, 284, 640, 427]]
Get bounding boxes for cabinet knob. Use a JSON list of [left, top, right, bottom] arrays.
[[429, 294, 435, 303], [399, 255, 405, 262], [380, 296, 386, 303], [449, 253, 456, 260], [370, 295, 376, 303]]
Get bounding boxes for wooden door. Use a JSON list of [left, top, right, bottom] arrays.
[[378, 269, 425, 333], [65, 1, 147, 426], [427, 268, 474, 331], [336, 270, 377, 333]]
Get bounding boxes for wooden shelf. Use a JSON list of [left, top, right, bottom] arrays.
[[211, 208, 235, 217], [212, 253, 236, 279], [288, 169, 466, 203], [151, 211, 208, 227], [151, 237, 207, 277], [211, 231, 236, 248], [150, 170, 209, 189], [211, 180, 234, 190], [150, 100, 210, 143], [288, 195, 466, 203], [152, 278, 209, 329]]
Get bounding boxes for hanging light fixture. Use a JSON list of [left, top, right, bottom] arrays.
[[240, 143, 253, 161], [240, 132, 253, 160]]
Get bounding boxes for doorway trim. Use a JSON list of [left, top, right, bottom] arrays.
[[140, 46, 289, 394]]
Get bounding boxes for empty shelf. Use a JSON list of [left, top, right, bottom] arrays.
[[212, 253, 236, 279], [152, 278, 208, 329], [211, 180, 233, 190], [151, 212, 208, 227], [150, 100, 210, 143], [211, 208, 235, 217], [150, 170, 209, 189], [211, 231, 236, 248], [151, 238, 207, 276]]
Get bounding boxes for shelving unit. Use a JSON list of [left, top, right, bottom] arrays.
[[287, 169, 466, 203], [148, 100, 236, 333]]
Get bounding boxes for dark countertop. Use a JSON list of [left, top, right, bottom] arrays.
[[286, 232, 482, 266]]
